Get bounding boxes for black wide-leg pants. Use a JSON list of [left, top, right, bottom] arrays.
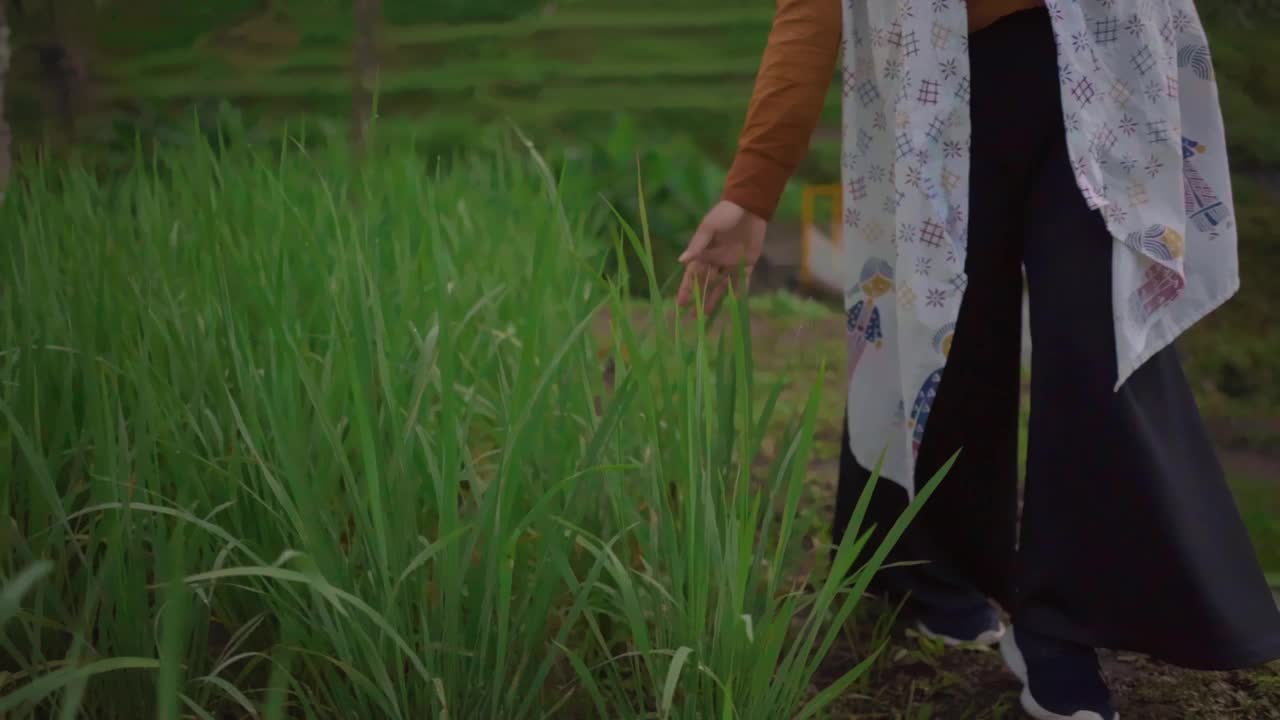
[[833, 8, 1280, 671]]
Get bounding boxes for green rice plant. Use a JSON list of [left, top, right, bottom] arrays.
[[0, 121, 943, 718]]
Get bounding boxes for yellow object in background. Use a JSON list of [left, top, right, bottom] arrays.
[[799, 184, 844, 293]]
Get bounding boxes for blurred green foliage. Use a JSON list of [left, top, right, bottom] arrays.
[[556, 114, 729, 294]]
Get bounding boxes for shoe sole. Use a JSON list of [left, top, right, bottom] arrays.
[[998, 630, 1119, 720], [915, 619, 1006, 647]]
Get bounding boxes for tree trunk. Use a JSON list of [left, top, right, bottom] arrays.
[[351, 0, 380, 161], [0, 1, 11, 205]]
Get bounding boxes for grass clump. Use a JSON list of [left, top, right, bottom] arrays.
[[0, 128, 940, 718]]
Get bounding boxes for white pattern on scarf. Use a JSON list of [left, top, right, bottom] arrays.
[[838, 0, 1238, 495]]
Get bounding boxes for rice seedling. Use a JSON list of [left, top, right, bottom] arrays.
[[0, 124, 942, 718]]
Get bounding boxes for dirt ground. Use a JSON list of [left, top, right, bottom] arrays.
[[813, 613, 1280, 719]]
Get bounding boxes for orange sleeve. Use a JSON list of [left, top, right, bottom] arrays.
[[721, 0, 841, 222]]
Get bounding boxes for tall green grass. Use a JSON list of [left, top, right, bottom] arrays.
[[0, 128, 942, 718]]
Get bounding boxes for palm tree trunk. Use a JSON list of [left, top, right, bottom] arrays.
[[0, 1, 11, 205], [351, 0, 380, 160]]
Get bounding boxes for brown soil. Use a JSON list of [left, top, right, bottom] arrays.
[[1223, 446, 1280, 483], [814, 614, 1280, 719]]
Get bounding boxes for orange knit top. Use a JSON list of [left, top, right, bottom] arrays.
[[722, 0, 1045, 220]]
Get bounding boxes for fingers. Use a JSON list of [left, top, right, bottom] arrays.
[[705, 263, 753, 316], [677, 261, 748, 317], [677, 261, 721, 310], [676, 263, 698, 308], [685, 231, 756, 270], [679, 220, 715, 264], [677, 261, 716, 309], [704, 275, 730, 316]]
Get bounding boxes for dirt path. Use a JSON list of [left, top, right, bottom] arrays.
[[1224, 447, 1280, 484], [815, 618, 1280, 719]]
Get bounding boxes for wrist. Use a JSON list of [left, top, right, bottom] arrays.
[[723, 150, 789, 222]]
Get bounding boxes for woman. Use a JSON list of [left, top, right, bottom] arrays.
[[676, 1, 1280, 718]]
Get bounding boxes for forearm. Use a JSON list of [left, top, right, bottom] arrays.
[[721, 0, 841, 221]]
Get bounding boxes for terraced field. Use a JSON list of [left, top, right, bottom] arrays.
[[9, 2, 1273, 190], [6, 2, 841, 195]]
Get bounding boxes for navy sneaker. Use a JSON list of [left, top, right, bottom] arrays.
[[1000, 627, 1119, 720], [914, 602, 1006, 647]]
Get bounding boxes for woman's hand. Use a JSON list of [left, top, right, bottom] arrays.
[[676, 200, 767, 316]]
